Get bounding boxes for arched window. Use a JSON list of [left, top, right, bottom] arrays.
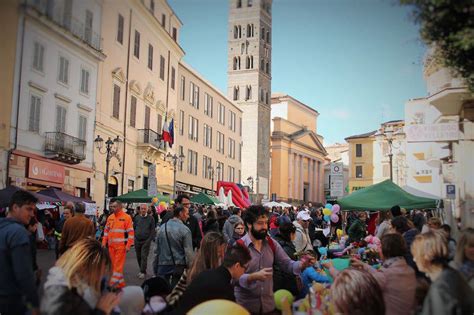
[[250, 56, 254, 68], [265, 61, 269, 74], [260, 58, 264, 70], [234, 26, 238, 39], [261, 27, 265, 40], [238, 25, 242, 38], [246, 56, 250, 69], [266, 31, 270, 43], [233, 86, 240, 101], [237, 0, 242, 8], [260, 88, 264, 102], [237, 57, 241, 69], [241, 43, 245, 54], [246, 85, 252, 100], [233, 57, 238, 70], [265, 92, 269, 104]]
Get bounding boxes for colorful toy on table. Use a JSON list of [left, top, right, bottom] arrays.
[[293, 282, 334, 315], [300, 262, 331, 296], [364, 235, 381, 251]]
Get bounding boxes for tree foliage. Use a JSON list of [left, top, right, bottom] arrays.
[[401, 0, 474, 91]]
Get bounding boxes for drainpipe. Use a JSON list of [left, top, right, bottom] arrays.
[[6, 1, 27, 187], [120, 8, 133, 195]]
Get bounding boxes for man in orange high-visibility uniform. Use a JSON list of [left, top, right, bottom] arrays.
[[102, 200, 134, 288]]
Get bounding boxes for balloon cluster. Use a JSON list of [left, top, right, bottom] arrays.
[[322, 203, 341, 224]]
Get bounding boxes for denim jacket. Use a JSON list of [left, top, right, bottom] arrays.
[[155, 218, 193, 267]]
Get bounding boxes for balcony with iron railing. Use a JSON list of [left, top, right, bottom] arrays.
[[45, 132, 86, 164], [137, 129, 165, 151], [26, 0, 102, 51]]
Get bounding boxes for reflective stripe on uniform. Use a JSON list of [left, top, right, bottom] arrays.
[[126, 228, 134, 232], [110, 229, 127, 233], [110, 238, 127, 243]]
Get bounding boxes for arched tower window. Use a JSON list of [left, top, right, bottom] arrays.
[[246, 85, 252, 100], [238, 25, 242, 38], [234, 26, 238, 39], [241, 43, 245, 54], [250, 56, 254, 68], [246, 56, 250, 69], [233, 86, 240, 100], [237, 0, 242, 8], [260, 58, 264, 70], [265, 61, 269, 74]]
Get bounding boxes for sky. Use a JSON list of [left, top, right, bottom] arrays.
[[168, 0, 427, 144]]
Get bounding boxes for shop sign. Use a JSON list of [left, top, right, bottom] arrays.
[[176, 181, 189, 191], [28, 158, 64, 184], [405, 123, 459, 142], [190, 186, 202, 193], [330, 175, 344, 197], [206, 190, 215, 196]]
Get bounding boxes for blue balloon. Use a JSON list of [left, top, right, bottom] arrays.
[[324, 215, 330, 222], [325, 203, 333, 210]]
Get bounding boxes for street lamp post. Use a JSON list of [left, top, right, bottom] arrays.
[[207, 164, 222, 195], [382, 126, 394, 181], [167, 152, 185, 200], [94, 135, 122, 212]]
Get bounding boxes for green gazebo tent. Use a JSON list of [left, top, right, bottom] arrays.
[[114, 189, 170, 203], [338, 180, 438, 211], [190, 192, 220, 205]]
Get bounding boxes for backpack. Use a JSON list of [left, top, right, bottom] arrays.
[[236, 236, 276, 255]]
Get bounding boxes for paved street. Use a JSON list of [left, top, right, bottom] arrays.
[[37, 241, 157, 295]]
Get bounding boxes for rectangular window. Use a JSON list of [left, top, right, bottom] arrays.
[[180, 76, 185, 100], [161, 14, 166, 27], [228, 166, 235, 182], [160, 55, 165, 80], [188, 116, 198, 142], [217, 161, 224, 181], [203, 124, 213, 148], [80, 68, 90, 94], [144, 106, 151, 129], [202, 155, 212, 179], [117, 14, 124, 44], [179, 110, 184, 135], [29, 95, 41, 132], [217, 131, 225, 154], [229, 111, 236, 131], [84, 10, 93, 44], [356, 143, 362, 157], [172, 27, 177, 41], [356, 165, 363, 178], [112, 84, 120, 119], [239, 142, 242, 162], [148, 44, 153, 70], [129, 96, 137, 127], [33, 42, 44, 72], [58, 56, 69, 84], [187, 150, 198, 175], [189, 82, 199, 108], [55, 106, 67, 133], [218, 103, 225, 125], [78, 115, 87, 140], [171, 67, 176, 90], [239, 117, 242, 136], [157, 114, 162, 133], [178, 146, 184, 171], [204, 93, 213, 117], [228, 138, 235, 159], [134, 30, 140, 58]]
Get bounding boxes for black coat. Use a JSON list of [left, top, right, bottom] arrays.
[[185, 215, 202, 249], [172, 265, 235, 314], [273, 233, 299, 296]]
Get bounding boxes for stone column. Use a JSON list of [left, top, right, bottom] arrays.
[[309, 159, 315, 202], [299, 155, 304, 201], [315, 160, 320, 202], [293, 154, 298, 200], [288, 151, 293, 199]]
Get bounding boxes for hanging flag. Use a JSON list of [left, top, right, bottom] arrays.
[[162, 119, 171, 144], [168, 119, 174, 148]]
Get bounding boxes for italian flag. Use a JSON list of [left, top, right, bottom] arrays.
[[162, 119, 174, 148]]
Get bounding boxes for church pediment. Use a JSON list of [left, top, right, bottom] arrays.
[[112, 67, 125, 83], [290, 130, 327, 155]]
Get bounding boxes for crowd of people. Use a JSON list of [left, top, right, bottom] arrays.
[[0, 190, 473, 315]]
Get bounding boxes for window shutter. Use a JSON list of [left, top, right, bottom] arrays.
[[113, 84, 120, 119], [130, 96, 136, 127], [157, 114, 162, 132], [145, 106, 150, 129]]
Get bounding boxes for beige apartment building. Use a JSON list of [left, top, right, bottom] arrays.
[[270, 93, 327, 204], [175, 62, 243, 195], [93, 0, 184, 209], [0, 0, 20, 189]]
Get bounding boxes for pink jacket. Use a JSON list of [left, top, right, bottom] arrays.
[[366, 257, 417, 315]]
